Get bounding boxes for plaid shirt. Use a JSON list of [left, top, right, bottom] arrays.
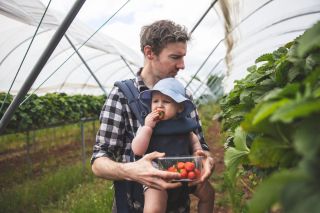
[[91, 70, 209, 212]]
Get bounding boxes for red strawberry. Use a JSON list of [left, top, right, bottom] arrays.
[[194, 168, 201, 178], [167, 166, 177, 173], [179, 169, 188, 179], [187, 171, 196, 180], [177, 162, 185, 170], [185, 162, 195, 171]]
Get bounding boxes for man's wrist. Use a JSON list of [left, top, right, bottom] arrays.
[[119, 162, 134, 181]]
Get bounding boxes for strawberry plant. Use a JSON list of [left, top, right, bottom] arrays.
[[220, 21, 320, 213]]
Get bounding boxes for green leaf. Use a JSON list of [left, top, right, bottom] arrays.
[[225, 147, 249, 168], [273, 47, 288, 60], [284, 41, 294, 49], [252, 99, 290, 125], [247, 169, 309, 213], [297, 21, 320, 57], [305, 53, 320, 73], [314, 88, 320, 98], [293, 116, 320, 157], [224, 147, 249, 179], [242, 107, 282, 138], [234, 127, 249, 152], [248, 136, 292, 168], [270, 99, 320, 123], [247, 65, 257, 73], [274, 60, 291, 85], [303, 66, 320, 88], [245, 72, 267, 85], [287, 66, 302, 82], [225, 128, 250, 171], [255, 53, 274, 63], [282, 180, 320, 213], [307, 52, 320, 65], [259, 78, 275, 88], [262, 84, 300, 101]]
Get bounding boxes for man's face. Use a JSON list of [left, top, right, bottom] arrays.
[[151, 42, 187, 79]]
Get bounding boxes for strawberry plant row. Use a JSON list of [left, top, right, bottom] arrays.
[[220, 21, 320, 212], [0, 92, 106, 134]]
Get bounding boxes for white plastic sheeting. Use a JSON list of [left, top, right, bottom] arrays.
[[222, 0, 320, 92], [187, 0, 320, 93], [0, 0, 142, 95], [0, 0, 319, 98]]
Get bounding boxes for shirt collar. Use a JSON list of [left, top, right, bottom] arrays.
[[135, 68, 149, 92]]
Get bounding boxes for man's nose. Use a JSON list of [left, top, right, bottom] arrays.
[[176, 59, 185, 70]]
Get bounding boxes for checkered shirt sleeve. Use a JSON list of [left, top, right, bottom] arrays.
[[91, 85, 139, 164]]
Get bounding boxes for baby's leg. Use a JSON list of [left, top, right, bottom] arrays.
[[144, 188, 167, 213], [193, 181, 215, 213]]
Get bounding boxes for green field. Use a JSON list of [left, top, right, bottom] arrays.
[[0, 121, 114, 213]]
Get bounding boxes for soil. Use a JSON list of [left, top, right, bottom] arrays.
[[0, 138, 93, 188], [190, 118, 232, 213]]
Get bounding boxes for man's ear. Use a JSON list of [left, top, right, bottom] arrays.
[[143, 45, 153, 60]]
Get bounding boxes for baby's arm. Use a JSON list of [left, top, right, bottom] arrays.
[[132, 110, 160, 156], [190, 132, 203, 154]]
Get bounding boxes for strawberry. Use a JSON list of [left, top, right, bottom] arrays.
[[167, 166, 177, 173], [179, 169, 188, 179], [156, 108, 165, 120], [158, 111, 165, 119], [187, 171, 196, 180], [177, 162, 185, 170], [185, 161, 195, 172], [194, 168, 201, 178]]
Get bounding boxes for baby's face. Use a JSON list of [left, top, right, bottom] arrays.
[[151, 91, 182, 120]]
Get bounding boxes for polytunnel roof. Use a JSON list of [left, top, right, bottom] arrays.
[[0, 0, 319, 99], [0, 0, 142, 96]]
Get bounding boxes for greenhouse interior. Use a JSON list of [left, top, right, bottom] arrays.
[[0, 0, 320, 212]]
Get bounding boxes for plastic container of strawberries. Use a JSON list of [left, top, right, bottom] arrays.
[[157, 156, 203, 181]]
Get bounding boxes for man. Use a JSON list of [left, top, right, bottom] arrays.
[[91, 19, 215, 212]]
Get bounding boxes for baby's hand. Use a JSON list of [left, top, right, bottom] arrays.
[[145, 110, 161, 128]]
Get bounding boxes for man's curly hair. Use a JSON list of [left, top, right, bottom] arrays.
[[140, 20, 190, 55]]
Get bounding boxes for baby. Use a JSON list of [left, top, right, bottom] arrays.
[[132, 78, 214, 213]]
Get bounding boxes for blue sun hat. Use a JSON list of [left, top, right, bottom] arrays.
[[139, 78, 195, 116]]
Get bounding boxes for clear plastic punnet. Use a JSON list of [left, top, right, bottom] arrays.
[[157, 156, 203, 182]]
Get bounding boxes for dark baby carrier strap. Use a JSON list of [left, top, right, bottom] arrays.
[[113, 79, 148, 212], [114, 79, 148, 125]]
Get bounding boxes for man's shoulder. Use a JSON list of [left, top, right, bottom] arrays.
[[114, 78, 137, 87], [113, 78, 138, 96]]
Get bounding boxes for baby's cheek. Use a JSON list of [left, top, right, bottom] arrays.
[[151, 105, 157, 111]]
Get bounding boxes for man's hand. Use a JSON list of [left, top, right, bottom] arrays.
[[189, 149, 215, 186], [124, 152, 182, 190]]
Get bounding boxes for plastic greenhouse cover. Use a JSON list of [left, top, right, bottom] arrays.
[[0, 0, 142, 96], [0, 0, 319, 99]]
